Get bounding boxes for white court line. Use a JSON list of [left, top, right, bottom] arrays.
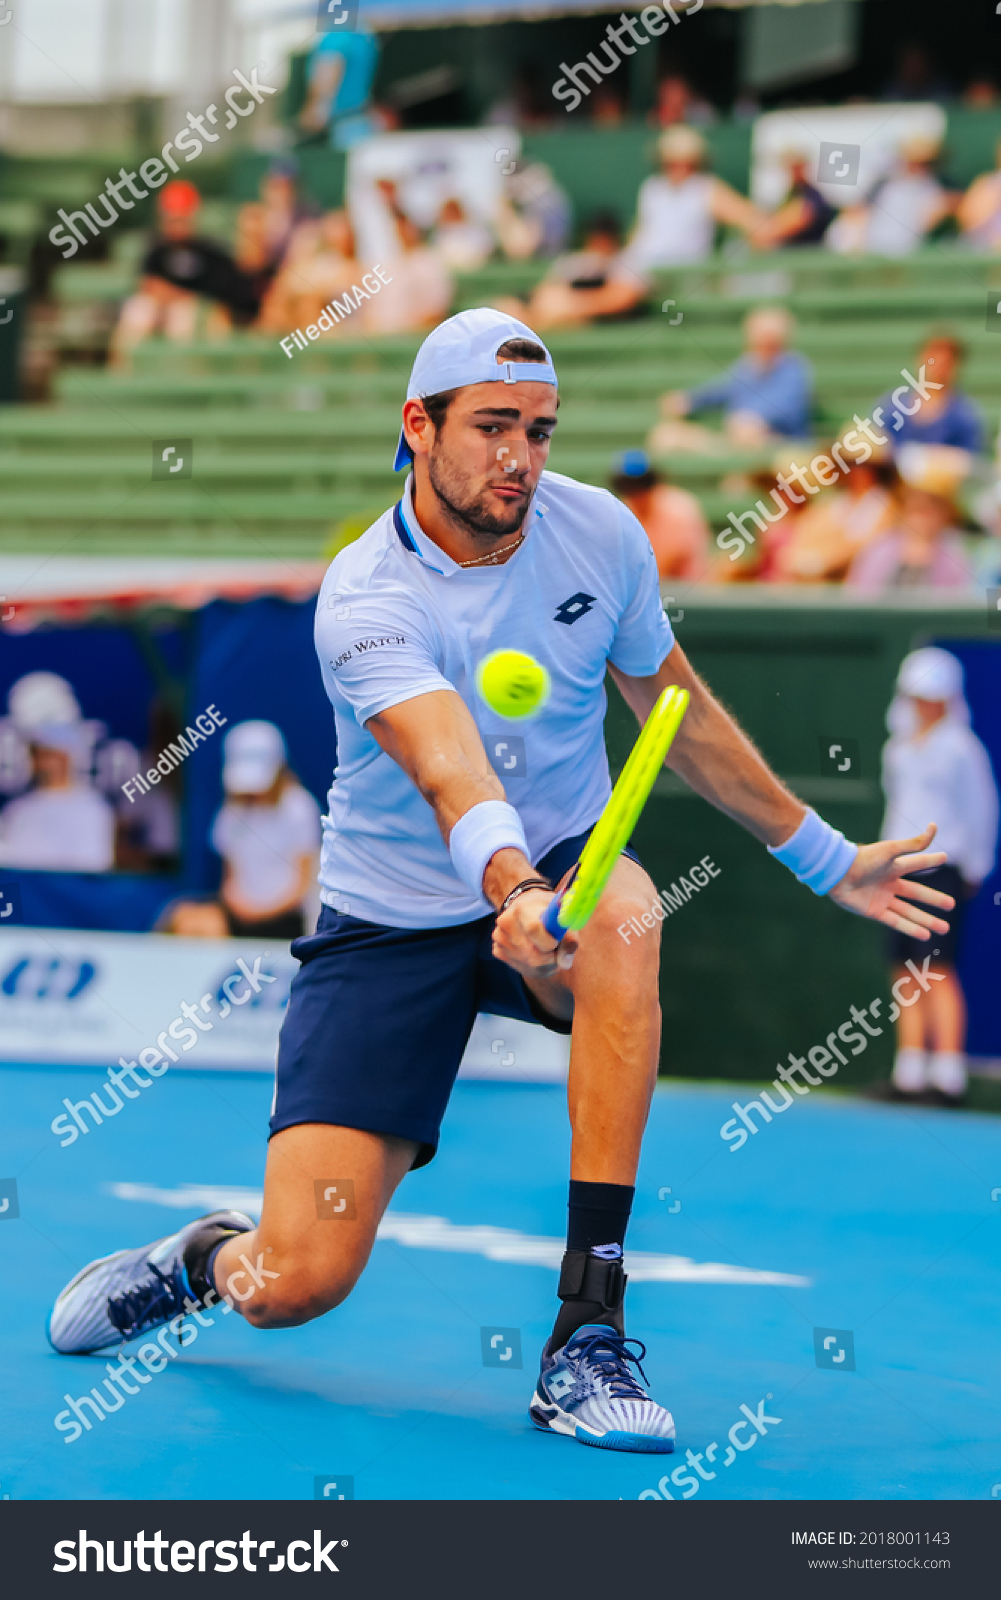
[[106, 1182, 810, 1287]]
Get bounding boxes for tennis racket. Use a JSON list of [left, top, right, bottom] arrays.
[[542, 684, 690, 943]]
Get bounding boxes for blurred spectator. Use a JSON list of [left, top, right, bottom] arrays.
[[494, 162, 573, 260], [358, 182, 452, 334], [211, 721, 321, 940], [611, 449, 711, 580], [828, 136, 954, 257], [770, 445, 898, 583], [431, 197, 494, 273], [257, 210, 358, 335], [494, 212, 645, 328], [711, 450, 811, 582], [654, 75, 716, 130], [881, 42, 952, 103], [958, 137, 1001, 251], [110, 181, 259, 365], [619, 127, 763, 273], [156, 898, 229, 938], [298, 26, 380, 149], [962, 78, 999, 110], [111, 702, 181, 873], [846, 444, 975, 591], [0, 673, 114, 872], [881, 648, 997, 1103], [592, 82, 626, 127], [753, 149, 837, 249], [874, 333, 984, 454], [650, 306, 812, 452], [235, 163, 322, 303]]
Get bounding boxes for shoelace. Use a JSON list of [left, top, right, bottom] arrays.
[[567, 1331, 651, 1400], [107, 1259, 190, 1339]]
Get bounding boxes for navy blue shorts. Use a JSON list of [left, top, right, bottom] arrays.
[[271, 828, 640, 1167]]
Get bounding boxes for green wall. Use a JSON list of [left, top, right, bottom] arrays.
[[603, 595, 997, 1089]]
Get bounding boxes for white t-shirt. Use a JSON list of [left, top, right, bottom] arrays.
[[0, 785, 115, 871], [314, 469, 675, 928], [211, 783, 322, 915], [881, 720, 998, 885], [621, 173, 716, 271], [865, 174, 946, 257]]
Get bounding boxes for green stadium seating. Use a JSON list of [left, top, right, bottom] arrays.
[[1, 246, 998, 556]]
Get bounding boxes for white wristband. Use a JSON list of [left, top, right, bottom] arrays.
[[449, 800, 529, 898], [767, 808, 858, 896]]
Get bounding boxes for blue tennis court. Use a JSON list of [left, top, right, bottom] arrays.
[[2, 1061, 998, 1502]]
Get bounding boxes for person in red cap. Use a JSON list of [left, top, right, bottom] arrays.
[[110, 180, 260, 365]]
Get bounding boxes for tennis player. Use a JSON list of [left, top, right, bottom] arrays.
[[48, 309, 953, 1455]]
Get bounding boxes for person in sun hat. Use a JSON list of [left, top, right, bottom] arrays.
[[620, 125, 764, 273], [48, 306, 956, 1458], [881, 647, 998, 1103], [610, 448, 710, 579], [846, 442, 976, 591], [210, 721, 321, 941], [0, 672, 114, 872]]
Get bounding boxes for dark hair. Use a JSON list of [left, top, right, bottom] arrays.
[[922, 328, 966, 362], [612, 469, 659, 496], [421, 337, 549, 433], [583, 210, 622, 243]]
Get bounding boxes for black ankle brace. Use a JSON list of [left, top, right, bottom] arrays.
[[550, 1248, 627, 1348]]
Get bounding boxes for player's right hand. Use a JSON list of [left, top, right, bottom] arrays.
[[492, 888, 579, 977]]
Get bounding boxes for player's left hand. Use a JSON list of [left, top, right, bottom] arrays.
[[492, 888, 579, 977], [827, 824, 954, 938]]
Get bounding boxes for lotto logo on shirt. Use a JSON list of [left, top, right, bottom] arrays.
[[553, 592, 597, 626]]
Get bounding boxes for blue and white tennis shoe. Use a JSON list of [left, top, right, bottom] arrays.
[[47, 1210, 253, 1354], [530, 1324, 676, 1453]]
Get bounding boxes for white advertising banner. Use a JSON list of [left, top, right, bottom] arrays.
[[0, 928, 568, 1083], [751, 102, 947, 210]]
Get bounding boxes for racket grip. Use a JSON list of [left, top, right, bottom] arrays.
[[542, 897, 565, 943]]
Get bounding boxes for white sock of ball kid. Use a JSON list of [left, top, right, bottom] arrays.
[[927, 1051, 967, 1098], [891, 1048, 927, 1093]]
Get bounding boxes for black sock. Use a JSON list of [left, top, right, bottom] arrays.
[[566, 1179, 634, 1255], [550, 1180, 634, 1349]]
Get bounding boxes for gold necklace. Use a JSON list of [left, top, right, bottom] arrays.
[[458, 531, 526, 568]]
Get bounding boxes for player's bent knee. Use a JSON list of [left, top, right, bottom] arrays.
[[238, 1257, 366, 1329]]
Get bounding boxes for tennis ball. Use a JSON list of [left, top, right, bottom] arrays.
[[476, 649, 551, 720]]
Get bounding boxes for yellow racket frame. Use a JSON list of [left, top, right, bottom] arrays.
[[552, 685, 690, 933]]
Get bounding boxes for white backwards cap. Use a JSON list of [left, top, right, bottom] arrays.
[[393, 306, 557, 472]]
